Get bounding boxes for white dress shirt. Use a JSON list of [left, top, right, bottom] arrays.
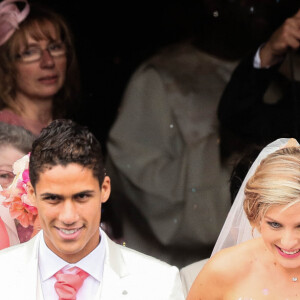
[[253, 44, 285, 69], [253, 45, 264, 69], [38, 228, 106, 300]]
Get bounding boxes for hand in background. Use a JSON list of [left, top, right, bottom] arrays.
[[260, 9, 300, 67]]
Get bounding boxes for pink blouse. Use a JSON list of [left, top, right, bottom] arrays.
[[0, 109, 49, 135]]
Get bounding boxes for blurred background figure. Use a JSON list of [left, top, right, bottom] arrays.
[[0, 122, 36, 249], [104, 0, 277, 267], [218, 1, 300, 152], [0, 0, 80, 136], [180, 142, 264, 296]]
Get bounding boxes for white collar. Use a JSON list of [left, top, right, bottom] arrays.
[[38, 228, 106, 283]]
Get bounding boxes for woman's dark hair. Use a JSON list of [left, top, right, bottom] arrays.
[[229, 146, 263, 204]]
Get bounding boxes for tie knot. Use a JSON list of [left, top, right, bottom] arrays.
[[54, 267, 89, 300]]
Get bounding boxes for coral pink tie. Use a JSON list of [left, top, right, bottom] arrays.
[[54, 267, 89, 300]]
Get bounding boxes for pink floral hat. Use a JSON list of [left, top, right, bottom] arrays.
[[0, 0, 30, 46]]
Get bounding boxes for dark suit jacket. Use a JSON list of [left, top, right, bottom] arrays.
[[218, 50, 300, 145]]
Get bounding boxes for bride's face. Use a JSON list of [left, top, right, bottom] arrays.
[[260, 202, 300, 269]]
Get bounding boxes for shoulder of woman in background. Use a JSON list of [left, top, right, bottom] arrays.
[[0, 109, 24, 127]]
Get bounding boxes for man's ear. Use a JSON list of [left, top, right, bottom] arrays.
[[27, 182, 37, 207], [100, 176, 111, 204]]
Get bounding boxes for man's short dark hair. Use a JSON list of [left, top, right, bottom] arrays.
[[29, 119, 105, 188]]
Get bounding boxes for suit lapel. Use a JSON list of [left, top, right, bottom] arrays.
[[98, 232, 130, 299], [36, 267, 44, 300], [18, 232, 42, 300]]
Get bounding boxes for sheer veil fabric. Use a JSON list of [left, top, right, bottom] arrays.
[[211, 138, 299, 256]]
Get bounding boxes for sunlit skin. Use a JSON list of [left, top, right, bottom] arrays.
[[28, 163, 110, 263], [14, 22, 67, 104], [187, 202, 300, 300], [260, 202, 300, 270], [0, 146, 25, 188]]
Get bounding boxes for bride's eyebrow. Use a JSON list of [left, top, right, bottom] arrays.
[[264, 216, 280, 222], [264, 216, 300, 227]]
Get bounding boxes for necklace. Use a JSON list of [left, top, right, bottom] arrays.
[[292, 277, 298, 282]]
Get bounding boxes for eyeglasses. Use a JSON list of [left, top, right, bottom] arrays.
[[16, 41, 66, 63], [0, 170, 15, 188]]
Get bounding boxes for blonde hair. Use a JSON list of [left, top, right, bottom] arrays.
[[0, 3, 80, 118], [244, 147, 300, 224]]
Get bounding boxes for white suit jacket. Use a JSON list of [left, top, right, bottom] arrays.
[[0, 230, 184, 300]]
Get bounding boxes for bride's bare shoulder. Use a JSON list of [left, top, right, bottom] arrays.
[[187, 238, 262, 300], [211, 238, 261, 271]]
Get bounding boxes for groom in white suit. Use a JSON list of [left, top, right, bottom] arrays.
[[0, 119, 184, 300]]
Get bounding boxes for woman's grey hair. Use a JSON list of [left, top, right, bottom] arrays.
[[0, 122, 35, 154]]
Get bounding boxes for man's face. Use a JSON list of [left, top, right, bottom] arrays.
[[29, 163, 110, 263]]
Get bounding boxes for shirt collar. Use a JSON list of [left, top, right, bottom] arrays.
[[38, 228, 106, 283]]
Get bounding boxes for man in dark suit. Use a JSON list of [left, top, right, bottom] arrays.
[[218, 8, 300, 146]]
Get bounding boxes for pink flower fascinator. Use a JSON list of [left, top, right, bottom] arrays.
[[0, 0, 30, 46], [0, 153, 38, 228]]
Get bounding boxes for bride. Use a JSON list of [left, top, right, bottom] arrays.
[[187, 138, 300, 299]]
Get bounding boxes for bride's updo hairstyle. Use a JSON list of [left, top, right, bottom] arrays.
[[243, 147, 300, 225]]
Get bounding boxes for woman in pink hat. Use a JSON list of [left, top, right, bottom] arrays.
[[0, 0, 80, 136]]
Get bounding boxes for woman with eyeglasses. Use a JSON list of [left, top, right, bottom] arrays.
[[0, 0, 80, 135]]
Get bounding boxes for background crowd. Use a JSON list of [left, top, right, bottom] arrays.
[[1, 0, 300, 273]]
